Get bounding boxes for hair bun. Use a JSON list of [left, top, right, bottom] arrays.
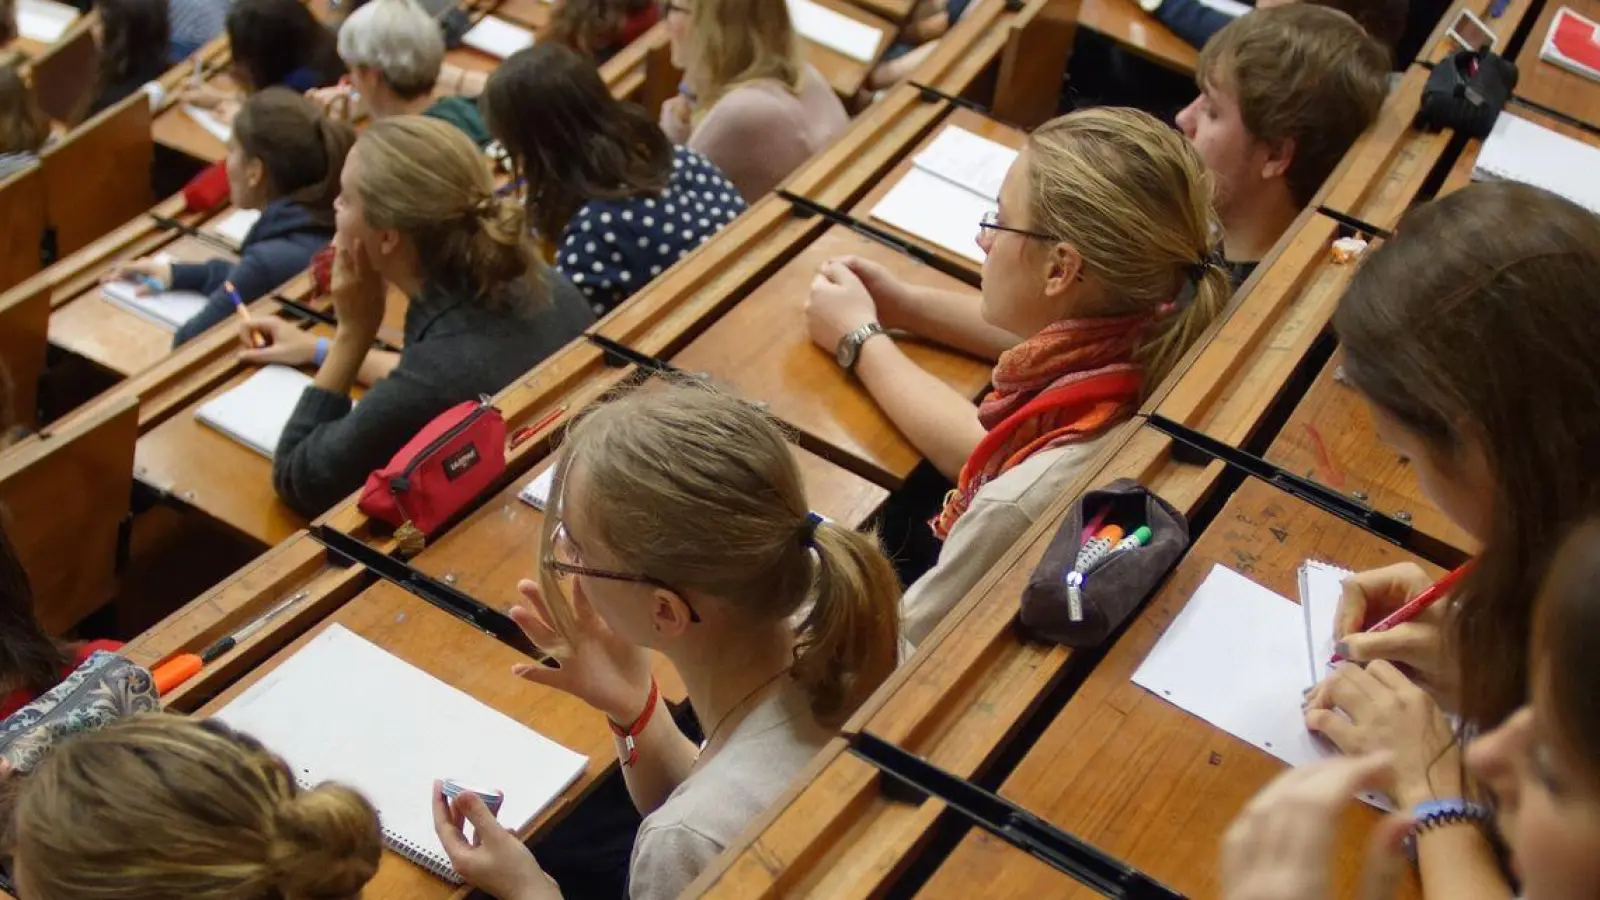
[[268, 784, 382, 899]]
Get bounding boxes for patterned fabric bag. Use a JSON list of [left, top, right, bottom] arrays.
[[0, 651, 160, 774]]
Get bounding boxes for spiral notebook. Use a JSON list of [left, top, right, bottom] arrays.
[[214, 624, 587, 882], [194, 365, 316, 458]]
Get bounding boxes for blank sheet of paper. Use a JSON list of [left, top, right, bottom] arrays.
[[911, 126, 1018, 201], [194, 365, 315, 458], [1475, 113, 1600, 215], [788, 0, 884, 62], [16, 0, 77, 43], [462, 15, 536, 59], [870, 168, 991, 263]]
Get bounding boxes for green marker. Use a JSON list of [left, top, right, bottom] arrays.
[[1083, 525, 1151, 575]]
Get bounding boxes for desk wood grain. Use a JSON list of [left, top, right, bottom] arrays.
[[48, 235, 235, 377], [913, 477, 1431, 900], [1317, 66, 1454, 232], [848, 106, 1025, 282], [151, 73, 241, 165], [1078, 0, 1197, 74], [671, 224, 992, 487]]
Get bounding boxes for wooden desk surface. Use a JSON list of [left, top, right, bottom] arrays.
[[133, 358, 328, 548], [849, 106, 1024, 282], [1418, 0, 1537, 65], [1078, 0, 1198, 75], [195, 578, 622, 900], [801, 0, 894, 99], [1317, 66, 1455, 232], [670, 224, 992, 488], [152, 73, 242, 165], [410, 444, 889, 609], [1513, 0, 1600, 124], [913, 476, 1433, 900], [47, 234, 234, 377], [1264, 353, 1476, 564]]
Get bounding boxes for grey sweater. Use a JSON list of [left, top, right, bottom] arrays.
[[272, 271, 593, 517]]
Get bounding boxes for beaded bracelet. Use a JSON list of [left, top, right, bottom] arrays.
[[1403, 798, 1494, 863]]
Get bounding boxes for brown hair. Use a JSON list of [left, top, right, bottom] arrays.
[[0, 58, 47, 157], [9, 714, 382, 899], [1198, 5, 1390, 207], [1026, 107, 1229, 391], [546, 0, 652, 58], [1334, 181, 1600, 732], [0, 361, 68, 697], [1312, 0, 1407, 59], [233, 88, 355, 225], [352, 115, 545, 306], [684, 0, 802, 111], [482, 44, 672, 243], [540, 380, 901, 724], [1532, 518, 1600, 789], [0, 0, 16, 45]]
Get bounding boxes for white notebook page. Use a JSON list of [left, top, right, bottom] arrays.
[[1474, 113, 1600, 215], [463, 15, 536, 59], [911, 126, 1018, 201], [214, 624, 587, 880], [869, 126, 1018, 263], [1132, 563, 1387, 807], [194, 365, 314, 458], [16, 0, 77, 43], [518, 467, 556, 510], [209, 208, 262, 246], [101, 282, 209, 332], [788, 0, 884, 63]]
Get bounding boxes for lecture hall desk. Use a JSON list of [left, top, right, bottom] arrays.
[[1514, 0, 1600, 125], [670, 223, 993, 489], [911, 475, 1434, 900], [846, 105, 1024, 283], [1077, 0, 1198, 75]]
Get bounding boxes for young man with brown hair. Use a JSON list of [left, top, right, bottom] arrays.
[[1177, 3, 1390, 285]]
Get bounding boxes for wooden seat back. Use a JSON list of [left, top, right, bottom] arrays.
[[0, 283, 50, 429], [0, 163, 46, 294], [41, 90, 155, 257], [28, 12, 99, 125]]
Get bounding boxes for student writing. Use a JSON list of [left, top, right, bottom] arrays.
[[659, 0, 849, 200], [107, 89, 355, 346], [238, 116, 592, 517], [1176, 5, 1388, 286], [1223, 515, 1600, 900], [1298, 182, 1600, 900], [432, 381, 902, 900], [805, 107, 1228, 647], [482, 44, 746, 317], [8, 714, 382, 899]]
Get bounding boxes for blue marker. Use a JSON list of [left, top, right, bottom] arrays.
[[132, 273, 164, 293]]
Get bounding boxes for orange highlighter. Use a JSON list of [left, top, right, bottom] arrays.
[[152, 591, 307, 695]]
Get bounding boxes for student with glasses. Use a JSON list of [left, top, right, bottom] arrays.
[[656, 0, 848, 200], [804, 107, 1229, 648], [432, 381, 902, 900]]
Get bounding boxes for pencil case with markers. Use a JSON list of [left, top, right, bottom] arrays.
[[1021, 478, 1189, 648]]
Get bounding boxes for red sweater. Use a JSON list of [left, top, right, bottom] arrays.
[[0, 640, 125, 721]]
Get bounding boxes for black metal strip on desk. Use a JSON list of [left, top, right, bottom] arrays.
[[849, 732, 1185, 900], [585, 332, 685, 374], [148, 213, 242, 255]]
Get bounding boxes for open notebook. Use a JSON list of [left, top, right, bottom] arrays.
[[870, 126, 1019, 264], [788, 0, 884, 63], [517, 467, 556, 511], [194, 365, 315, 458], [16, 0, 78, 43], [1474, 112, 1600, 215], [100, 255, 208, 332], [1132, 562, 1388, 808], [214, 624, 587, 883], [462, 15, 535, 59]]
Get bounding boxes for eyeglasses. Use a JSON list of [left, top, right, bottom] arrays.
[[544, 521, 701, 622], [659, 0, 692, 15], [978, 209, 1057, 243]]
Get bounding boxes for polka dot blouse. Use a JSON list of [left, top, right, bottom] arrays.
[[557, 147, 747, 317]]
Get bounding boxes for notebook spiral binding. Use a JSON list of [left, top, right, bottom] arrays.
[[289, 773, 463, 883]]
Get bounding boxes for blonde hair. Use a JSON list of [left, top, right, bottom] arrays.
[[351, 116, 542, 306], [685, 0, 802, 111], [540, 381, 901, 725], [9, 714, 381, 899], [1026, 107, 1229, 391]]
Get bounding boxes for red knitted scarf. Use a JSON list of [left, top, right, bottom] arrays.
[[931, 315, 1147, 539]]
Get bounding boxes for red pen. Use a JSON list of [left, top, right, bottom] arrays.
[[1330, 560, 1475, 664]]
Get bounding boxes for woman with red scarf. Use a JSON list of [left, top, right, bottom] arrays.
[[805, 107, 1231, 647]]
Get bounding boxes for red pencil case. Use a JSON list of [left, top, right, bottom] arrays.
[[359, 398, 506, 548]]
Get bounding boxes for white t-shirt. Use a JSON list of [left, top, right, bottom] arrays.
[[627, 683, 831, 899]]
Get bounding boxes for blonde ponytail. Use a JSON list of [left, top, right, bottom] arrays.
[[1026, 107, 1226, 391], [10, 714, 382, 900], [540, 380, 903, 722], [794, 519, 901, 723], [352, 116, 543, 309]]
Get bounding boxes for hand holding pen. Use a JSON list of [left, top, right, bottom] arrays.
[[1326, 560, 1471, 695], [103, 257, 174, 295]]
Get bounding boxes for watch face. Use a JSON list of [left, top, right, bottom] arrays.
[[836, 337, 854, 369]]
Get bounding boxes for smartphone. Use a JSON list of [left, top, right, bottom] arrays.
[[1447, 8, 1497, 51], [440, 779, 505, 817]]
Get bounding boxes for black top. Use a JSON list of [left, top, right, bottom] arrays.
[[87, 56, 170, 118], [272, 270, 594, 517]]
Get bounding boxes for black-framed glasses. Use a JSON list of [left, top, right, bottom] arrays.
[[978, 209, 1057, 242], [544, 522, 701, 622]]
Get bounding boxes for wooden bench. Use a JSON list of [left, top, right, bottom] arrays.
[[24, 10, 98, 125], [0, 163, 47, 296], [0, 393, 138, 632], [41, 90, 156, 258], [0, 283, 49, 429]]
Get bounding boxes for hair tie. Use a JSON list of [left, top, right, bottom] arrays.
[[472, 196, 496, 219], [800, 512, 823, 549]]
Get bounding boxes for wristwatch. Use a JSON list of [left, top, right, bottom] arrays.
[[835, 323, 888, 371]]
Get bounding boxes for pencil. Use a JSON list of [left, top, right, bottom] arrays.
[[225, 281, 265, 349], [1330, 560, 1475, 664]]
